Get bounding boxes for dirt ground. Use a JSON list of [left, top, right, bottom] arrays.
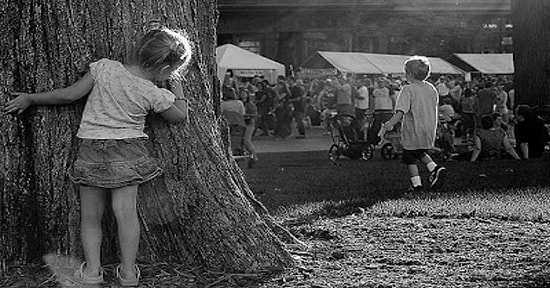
[[3, 209, 550, 287], [255, 214, 550, 288]]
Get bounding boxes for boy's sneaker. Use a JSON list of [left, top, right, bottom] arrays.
[[406, 185, 424, 194], [404, 185, 423, 199], [429, 166, 447, 189]]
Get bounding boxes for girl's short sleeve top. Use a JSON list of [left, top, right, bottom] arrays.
[[476, 128, 505, 156], [77, 59, 176, 139]]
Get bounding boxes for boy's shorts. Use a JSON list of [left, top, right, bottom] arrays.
[[402, 149, 429, 165]]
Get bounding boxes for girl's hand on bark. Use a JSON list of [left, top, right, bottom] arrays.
[[4, 92, 33, 115]]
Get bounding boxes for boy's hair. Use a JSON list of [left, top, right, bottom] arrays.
[[133, 28, 193, 77], [404, 56, 431, 81]]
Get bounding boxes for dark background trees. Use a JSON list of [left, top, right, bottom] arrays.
[[0, 0, 294, 273]]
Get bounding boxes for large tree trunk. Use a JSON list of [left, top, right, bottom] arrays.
[[0, 0, 295, 272], [512, 0, 550, 109]]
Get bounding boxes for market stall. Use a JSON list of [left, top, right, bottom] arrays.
[[300, 51, 463, 76], [216, 44, 285, 85], [447, 53, 514, 75]]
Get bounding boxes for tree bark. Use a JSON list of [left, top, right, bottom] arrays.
[[0, 0, 295, 272], [512, 0, 550, 109]]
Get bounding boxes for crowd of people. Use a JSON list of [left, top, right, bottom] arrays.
[[430, 74, 549, 161], [221, 69, 549, 163]]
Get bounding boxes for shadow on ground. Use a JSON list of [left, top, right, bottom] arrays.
[[244, 150, 550, 221]]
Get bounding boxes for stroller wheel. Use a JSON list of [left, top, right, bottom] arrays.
[[381, 143, 395, 160], [329, 144, 340, 164], [361, 144, 374, 161]]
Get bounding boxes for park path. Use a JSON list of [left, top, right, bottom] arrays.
[[253, 125, 468, 154], [253, 126, 333, 153]]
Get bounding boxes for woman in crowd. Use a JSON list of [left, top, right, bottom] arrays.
[[368, 79, 393, 145], [319, 79, 338, 135], [457, 115, 520, 162], [494, 83, 510, 123], [459, 82, 477, 141], [221, 87, 245, 127], [273, 80, 293, 140], [448, 79, 462, 111], [239, 89, 259, 162], [255, 81, 274, 136]]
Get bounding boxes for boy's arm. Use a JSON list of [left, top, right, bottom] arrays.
[[383, 110, 404, 130], [4, 72, 94, 114]]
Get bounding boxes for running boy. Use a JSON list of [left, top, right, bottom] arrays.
[[383, 56, 447, 192]]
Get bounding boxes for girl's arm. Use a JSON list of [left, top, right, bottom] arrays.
[[519, 142, 529, 159], [503, 135, 521, 160], [4, 72, 94, 114], [470, 135, 482, 162], [160, 81, 189, 123]]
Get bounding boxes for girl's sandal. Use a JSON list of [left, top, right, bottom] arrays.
[[62, 262, 104, 286], [116, 264, 141, 287]]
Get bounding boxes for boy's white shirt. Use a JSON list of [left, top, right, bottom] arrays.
[[395, 81, 438, 150]]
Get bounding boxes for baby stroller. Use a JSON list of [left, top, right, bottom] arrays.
[[223, 111, 255, 168], [378, 124, 403, 160], [328, 108, 374, 164], [378, 118, 453, 161]]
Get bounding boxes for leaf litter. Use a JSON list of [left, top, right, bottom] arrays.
[[260, 214, 550, 288], [3, 214, 550, 287]]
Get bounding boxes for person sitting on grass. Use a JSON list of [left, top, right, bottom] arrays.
[[435, 113, 457, 159], [383, 56, 447, 194], [456, 115, 520, 162]]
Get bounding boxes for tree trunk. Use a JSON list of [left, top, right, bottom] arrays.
[[0, 0, 295, 273], [512, 0, 550, 109]]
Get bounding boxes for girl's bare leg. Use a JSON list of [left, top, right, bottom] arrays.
[[79, 185, 107, 276], [111, 185, 140, 280]]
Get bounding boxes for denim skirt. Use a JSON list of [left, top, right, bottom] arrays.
[[69, 138, 162, 189]]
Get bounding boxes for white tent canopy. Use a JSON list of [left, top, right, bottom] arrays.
[[216, 44, 285, 85], [301, 51, 464, 75], [449, 53, 514, 74]]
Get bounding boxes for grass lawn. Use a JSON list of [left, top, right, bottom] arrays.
[[243, 151, 550, 288], [247, 151, 550, 221]]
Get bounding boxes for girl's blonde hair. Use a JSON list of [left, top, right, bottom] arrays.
[[133, 28, 193, 78]]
